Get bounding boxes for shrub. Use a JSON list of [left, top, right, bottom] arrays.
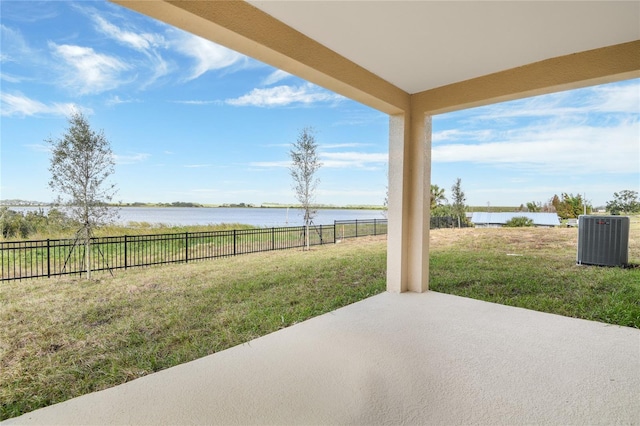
[[0, 209, 32, 238], [0, 207, 75, 239], [504, 216, 534, 227]]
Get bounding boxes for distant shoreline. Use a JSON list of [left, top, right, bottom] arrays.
[[1, 202, 386, 211], [2, 202, 525, 212], [2, 200, 524, 212]]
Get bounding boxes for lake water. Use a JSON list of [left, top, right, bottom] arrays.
[[9, 206, 386, 227]]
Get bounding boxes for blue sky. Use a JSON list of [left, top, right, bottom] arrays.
[[1, 1, 638, 208]]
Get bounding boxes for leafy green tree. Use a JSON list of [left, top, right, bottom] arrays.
[[289, 127, 322, 250], [526, 201, 541, 212], [47, 111, 118, 279], [432, 203, 453, 218], [0, 208, 31, 238], [550, 194, 561, 214], [450, 178, 467, 228], [550, 193, 590, 219], [606, 190, 640, 215]]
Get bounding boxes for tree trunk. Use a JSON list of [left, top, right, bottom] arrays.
[[85, 227, 91, 280], [305, 224, 310, 250]]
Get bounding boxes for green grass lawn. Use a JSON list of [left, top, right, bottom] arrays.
[[0, 238, 386, 420], [2, 220, 639, 420], [429, 228, 640, 327]]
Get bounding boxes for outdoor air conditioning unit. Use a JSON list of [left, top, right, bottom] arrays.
[[577, 215, 629, 267]]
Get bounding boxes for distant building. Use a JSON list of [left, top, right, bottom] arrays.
[[470, 212, 560, 228]]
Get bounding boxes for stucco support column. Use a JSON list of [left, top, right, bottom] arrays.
[[387, 112, 432, 293]]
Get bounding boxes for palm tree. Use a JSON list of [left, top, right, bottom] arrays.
[[430, 185, 447, 209]]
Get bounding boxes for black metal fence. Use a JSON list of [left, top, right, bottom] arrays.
[[431, 216, 472, 229], [1, 219, 387, 281]]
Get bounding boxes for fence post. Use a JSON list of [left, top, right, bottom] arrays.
[[233, 230, 237, 256], [185, 232, 189, 263], [272, 227, 275, 250], [334, 221, 337, 243], [124, 235, 128, 269], [374, 219, 377, 236], [355, 219, 358, 238], [47, 239, 51, 278], [319, 224, 323, 245]]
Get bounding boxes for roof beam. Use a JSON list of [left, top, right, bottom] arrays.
[[412, 41, 640, 116], [111, 0, 410, 114]]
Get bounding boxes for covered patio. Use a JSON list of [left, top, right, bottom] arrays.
[[6, 1, 639, 424], [7, 291, 640, 424], [107, 0, 639, 294]]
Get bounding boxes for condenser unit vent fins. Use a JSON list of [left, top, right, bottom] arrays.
[[577, 215, 629, 267]]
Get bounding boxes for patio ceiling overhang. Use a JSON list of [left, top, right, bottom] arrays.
[[111, 0, 640, 293], [110, 1, 639, 115]]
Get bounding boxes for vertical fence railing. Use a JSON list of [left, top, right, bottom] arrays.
[[1, 219, 387, 281]]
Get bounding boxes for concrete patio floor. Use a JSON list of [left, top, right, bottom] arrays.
[[5, 291, 640, 425]]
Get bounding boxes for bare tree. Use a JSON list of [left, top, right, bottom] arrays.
[[47, 111, 117, 279], [289, 127, 321, 250], [382, 170, 389, 219]]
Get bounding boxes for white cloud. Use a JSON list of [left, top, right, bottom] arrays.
[[320, 152, 388, 169], [114, 153, 150, 165], [2, 3, 58, 24], [105, 95, 137, 107], [90, 13, 255, 85], [432, 129, 494, 143], [1, 73, 24, 83], [189, 188, 221, 194], [0, 92, 78, 117], [250, 151, 387, 170], [49, 42, 129, 95], [316, 188, 385, 198], [172, 100, 222, 106], [249, 161, 291, 168], [433, 80, 640, 180], [261, 143, 292, 149], [226, 83, 344, 107], [92, 15, 165, 52], [321, 143, 372, 149], [0, 24, 32, 63], [433, 121, 639, 174], [169, 30, 247, 81], [25, 143, 52, 153], [90, 13, 170, 87], [591, 81, 640, 114], [469, 80, 639, 122], [261, 69, 291, 86], [332, 109, 387, 127]]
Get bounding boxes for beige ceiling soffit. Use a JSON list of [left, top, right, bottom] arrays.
[[111, 0, 410, 115], [413, 40, 640, 116]]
